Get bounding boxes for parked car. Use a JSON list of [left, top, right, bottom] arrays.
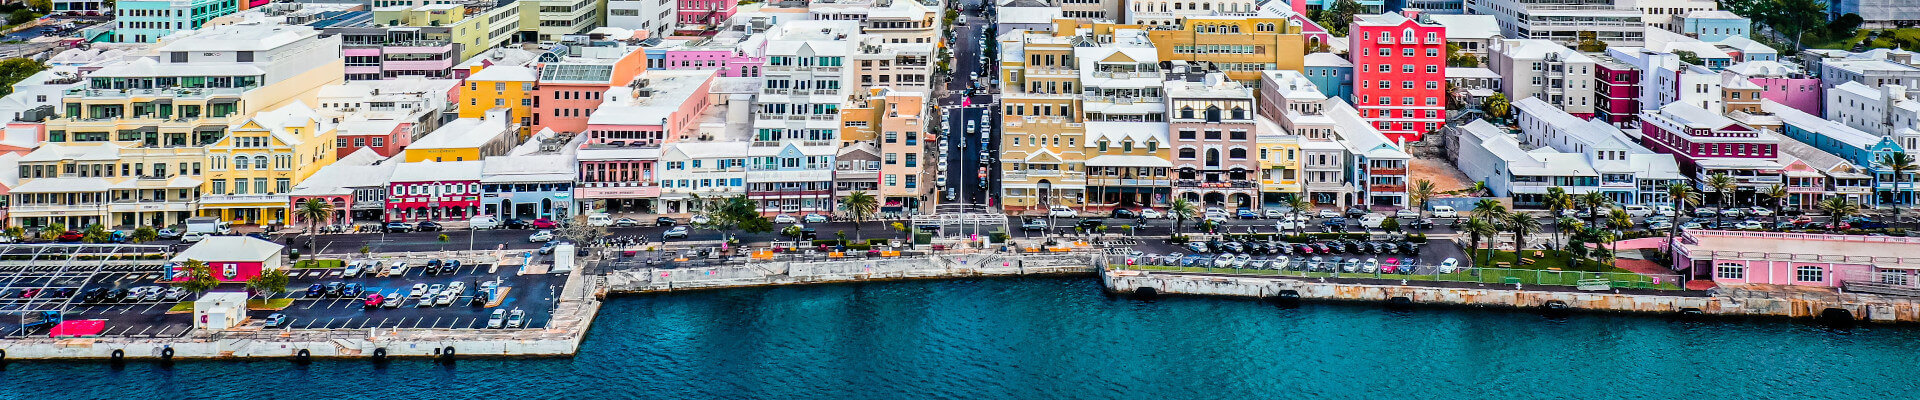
[[1318, 209, 1340, 218], [343, 261, 363, 276], [1431, 206, 1457, 218], [364, 293, 385, 308], [506, 309, 527, 328], [663, 226, 690, 239], [469, 215, 500, 230], [408, 283, 430, 298], [804, 214, 830, 223], [262, 313, 288, 328], [528, 230, 555, 242], [613, 218, 642, 228], [161, 287, 187, 301], [1265, 209, 1286, 219], [773, 214, 799, 224], [383, 292, 405, 308], [342, 283, 365, 297], [1048, 205, 1078, 218], [488, 309, 508, 329], [1395, 209, 1420, 219], [1021, 218, 1049, 231], [501, 218, 532, 230], [305, 284, 325, 298], [1139, 209, 1165, 219], [1075, 219, 1104, 230], [155, 228, 183, 240], [531, 218, 558, 229], [690, 215, 711, 225], [439, 260, 458, 274], [415, 221, 443, 232], [384, 222, 414, 233], [655, 217, 678, 227], [56, 231, 82, 242]]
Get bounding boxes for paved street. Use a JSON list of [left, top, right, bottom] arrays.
[[939, 0, 999, 206]]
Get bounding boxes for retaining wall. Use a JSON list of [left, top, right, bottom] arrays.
[[604, 252, 1098, 294], [1103, 270, 1920, 323]]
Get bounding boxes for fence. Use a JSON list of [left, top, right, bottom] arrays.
[[1114, 262, 1684, 290]]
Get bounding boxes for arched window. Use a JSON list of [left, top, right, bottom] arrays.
[[1205, 148, 1221, 167], [1178, 147, 1197, 159], [254, 156, 268, 169], [234, 156, 249, 170], [1228, 148, 1248, 159]]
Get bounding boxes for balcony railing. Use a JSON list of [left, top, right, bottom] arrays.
[[1174, 179, 1257, 188]]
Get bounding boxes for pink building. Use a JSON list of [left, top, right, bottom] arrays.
[[572, 70, 717, 214], [385, 161, 484, 222], [529, 43, 652, 135], [1349, 11, 1447, 143], [1593, 54, 1642, 128], [1725, 61, 1821, 116], [661, 47, 765, 78], [1676, 230, 1920, 289], [678, 0, 737, 27]]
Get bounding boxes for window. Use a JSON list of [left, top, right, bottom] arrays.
[[1795, 265, 1823, 282], [1178, 148, 1197, 159], [1715, 263, 1746, 280]]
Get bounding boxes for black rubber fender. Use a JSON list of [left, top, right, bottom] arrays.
[[160, 347, 174, 360], [294, 348, 311, 363], [110, 349, 124, 362], [372, 347, 387, 360], [1132, 287, 1159, 299]]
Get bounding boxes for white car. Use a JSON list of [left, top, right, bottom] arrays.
[[936, 175, 948, 187], [408, 283, 430, 298], [690, 215, 711, 225], [1138, 209, 1165, 219], [433, 291, 456, 306], [447, 281, 468, 294], [1264, 209, 1286, 219], [1747, 207, 1773, 217], [1431, 206, 1457, 218], [1048, 205, 1077, 218], [804, 214, 829, 223], [773, 214, 799, 224], [1318, 209, 1340, 218], [385, 262, 407, 276], [1395, 209, 1420, 219], [487, 309, 508, 329], [1734, 220, 1766, 230], [342, 261, 362, 277], [528, 230, 554, 242], [1438, 258, 1460, 273]]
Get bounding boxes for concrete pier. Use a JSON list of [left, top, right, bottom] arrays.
[[601, 252, 1098, 295], [1102, 269, 1920, 323]]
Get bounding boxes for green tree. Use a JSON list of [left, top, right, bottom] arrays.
[[1769, 0, 1828, 50], [710, 195, 773, 234], [1543, 186, 1570, 249], [1167, 197, 1197, 238], [1818, 197, 1859, 229], [1707, 173, 1736, 228], [27, 0, 53, 12], [1313, 0, 1364, 36], [9, 9, 37, 25], [245, 269, 289, 299], [0, 58, 46, 97], [1581, 191, 1611, 227], [1606, 208, 1634, 262], [81, 223, 110, 243], [1379, 217, 1400, 232], [840, 190, 878, 240], [1762, 184, 1788, 228], [1829, 13, 1864, 38], [171, 259, 220, 295], [1553, 216, 1580, 251], [1463, 217, 1498, 268], [131, 226, 158, 243], [1673, 50, 1704, 66], [3, 226, 23, 240], [1284, 195, 1313, 236], [1505, 212, 1539, 260], [1878, 152, 1916, 222], [1469, 180, 1491, 197], [1664, 183, 1701, 265], [293, 198, 334, 258], [1471, 198, 1507, 222], [1483, 93, 1511, 122], [1410, 179, 1437, 218], [38, 222, 66, 241], [1445, 43, 1480, 67]]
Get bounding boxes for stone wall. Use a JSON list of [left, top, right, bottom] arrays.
[[604, 252, 1099, 294]]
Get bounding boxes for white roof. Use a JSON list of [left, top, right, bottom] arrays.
[[1685, 10, 1745, 20], [1303, 52, 1352, 68], [662, 141, 749, 160], [0, 152, 18, 189], [90, 57, 266, 79], [156, 25, 317, 52], [389, 160, 483, 182], [481, 154, 577, 183], [1494, 39, 1594, 63], [1427, 14, 1501, 40], [466, 65, 538, 82], [998, 7, 1062, 25], [20, 143, 122, 162], [1325, 99, 1408, 159], [288, 156, 401, 196], [409, 116, 512, 150], [172, 236, 283, 262], [589, 70, 716, 127], [1657, 102, 1740, 130], [1764, 99, 1884, 149], [1447, 67, 1499, 79], [577, 147, 663, 161], [1724, 60, 1800, 77]]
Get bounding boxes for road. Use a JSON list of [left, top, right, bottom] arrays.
[[938, 1, 999, 206]]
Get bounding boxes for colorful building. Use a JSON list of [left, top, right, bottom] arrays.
[[171, 236, 284, 283], [530, 41, 653, 136], [1143, 16, 1307, 84], [1675, 230, 1920, 288], [1349, 11, 1446, 143], [114, 0, 240, 43], [457, 65, 537, 134], [384, 160, 483, 222], [199, 102, 339, 226], [404, 108, 522, 163]]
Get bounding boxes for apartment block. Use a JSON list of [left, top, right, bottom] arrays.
[[1465, 0, 1646, 47], [1486, 39, 1596, 118], [1349, 11, 1446, 143], [114, 0, 240, 43]]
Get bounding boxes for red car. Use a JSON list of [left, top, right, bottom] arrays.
[[531, 218, 557, 229], [363, 294, 385, 308], [56, 231, 83, 242]]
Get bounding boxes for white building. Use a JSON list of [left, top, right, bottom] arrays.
[[1826, 81, 1920, 150], [1425, 14, 1502, 66], [1609, 47, 1723, 116], [1465, 0, 1646, 47], [607, 0, 678, 39], [1487, 39, 1596, 117], [748, 20, 863, 214], [1512, 97, 1686, 204]]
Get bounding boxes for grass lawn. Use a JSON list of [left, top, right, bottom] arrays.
[[167, 301, 194, 313], [292, 259, 344, 269], [248, 298, 294, 310], [1472, 249, 1619, 272], [1810, 28, 1920, 50]]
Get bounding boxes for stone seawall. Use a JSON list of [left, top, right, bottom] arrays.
[[1103, 269, 1920, 323], [603, 252, 1098, 294]]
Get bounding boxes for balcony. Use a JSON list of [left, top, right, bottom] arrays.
[[1087, 177, 1171, 187], [1003, 171, 1085, 181], [65, 87, 247, 99], [1174, 179, 1257, 189], [1370, 184, 1407, 193], [1368, 167, 1406, 175]]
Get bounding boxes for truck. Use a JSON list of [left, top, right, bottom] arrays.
[[182, 217, 227, 242]]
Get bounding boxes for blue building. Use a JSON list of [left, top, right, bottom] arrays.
[[1303, 53, 1353, 104], [1765, 100, 1913, 206], [1681, 10, 1751, 42], [113, 0, 239, 43]]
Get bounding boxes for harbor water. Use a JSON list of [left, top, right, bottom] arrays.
[[3, 277, 1915, 399]]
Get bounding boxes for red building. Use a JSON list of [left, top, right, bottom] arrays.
[[1348, 11, 1446, 143], [1593, 53, 1642, 128], [334, 120, 410, 159], [171, 236, 285, 283], [385, 161, 485, 222]]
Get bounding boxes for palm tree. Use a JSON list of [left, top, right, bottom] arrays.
[[1410, 179, 1437, 218], [1877, 152, 1916, 222], [1167, 197, 1197, 238], [1581, 191, 1611, 227], [1707, 173, 1736, 228], [1484, 92, 1512, 122], [1505, 212, 1539, 264], [81, 224, 110, 243], [1284, 195, 1312, 236], [1471, 198, 1507, 222], [131, 226, 158, 244], [38, 222, 66, 241], [1606, 208, 1634, 263], [1762, 184, 1788, 229], [1664, 183, 1700, 265], [841, 191, 879, 240], [1463, 217, 1497, 268], [1818, 197, 1859, 230], [293, 198, 334, 256], [1553, 216, 1580, 250], [1544, 186, 1569, 218]]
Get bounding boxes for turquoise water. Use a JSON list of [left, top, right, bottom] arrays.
[[3, 277, 1915, 399]]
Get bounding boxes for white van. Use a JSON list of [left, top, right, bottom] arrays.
[[1622, 204, 1653, 218], [1431, 205, 1457, 218], [586, 213, 613, 227], [469, 215, 500, 230], [1359, 213, 1388, 229]]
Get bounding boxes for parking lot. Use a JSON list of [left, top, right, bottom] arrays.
[[251, 258, 566, 331], [2, 262, 194, 338]]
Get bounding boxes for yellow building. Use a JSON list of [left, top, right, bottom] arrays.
[[200, 102, 339, 225], [457, 65, 538, 128], [371, 2, 530, 61], [1144, 16, 1306, 83], [402, 108, 522, 163], [1255, 118, 1304, 204], [997, 30, 1089, 213]]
